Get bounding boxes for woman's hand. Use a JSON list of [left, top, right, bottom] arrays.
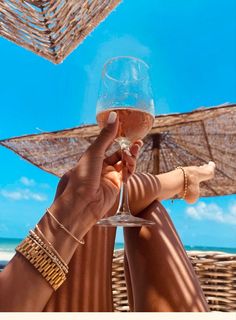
[[0, 111, 143, 312], [51, 111, 142, 234]]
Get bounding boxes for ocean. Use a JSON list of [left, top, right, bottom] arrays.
[[1, 237, 236, 269]]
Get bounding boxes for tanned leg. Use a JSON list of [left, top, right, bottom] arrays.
[[44, 163, 214, 311], [124, 200, 209, 312], [43, 224, 116, 312]]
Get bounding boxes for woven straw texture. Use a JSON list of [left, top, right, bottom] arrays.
[[0, 0, 121, 63], [112, 249, 236, 312], [1, 104, 235, 198]]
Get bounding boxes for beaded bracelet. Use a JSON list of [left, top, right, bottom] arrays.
[[176, 166, 188, 200], [35, 224, 68, 270], [29, 230, 68, 274]]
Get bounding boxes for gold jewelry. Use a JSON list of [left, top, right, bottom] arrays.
[[35, 224, 68, 269], [30, 229, 68, 274], [16, 236, 67, 290], [47, 208, 85, 245], [28, 234, 67, 275], [176, 166, 188, 200]]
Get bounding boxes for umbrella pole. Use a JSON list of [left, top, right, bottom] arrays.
[[152, 133, 161, 175]]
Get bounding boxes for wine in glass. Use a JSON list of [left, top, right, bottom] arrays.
[[96, 56, 155, 227]]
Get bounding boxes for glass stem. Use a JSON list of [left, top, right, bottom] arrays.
[[116, 147, 131, 216], [117, 181, 131, 215]]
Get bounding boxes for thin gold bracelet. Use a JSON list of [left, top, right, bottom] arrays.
[[47, 208, 85, 245]]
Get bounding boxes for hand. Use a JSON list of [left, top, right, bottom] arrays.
[[51, 111, 142, 233]]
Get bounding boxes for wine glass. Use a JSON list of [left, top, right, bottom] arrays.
[[96, 56, 155, 227]]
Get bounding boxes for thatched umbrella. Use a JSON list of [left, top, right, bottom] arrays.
[[0, 0, 121, 63], [0, 104, 235, 197]]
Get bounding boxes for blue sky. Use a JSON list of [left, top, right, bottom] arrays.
[[0, 0, 235, 247]]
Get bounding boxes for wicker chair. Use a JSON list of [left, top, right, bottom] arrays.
[[112, 249, 236, 312]]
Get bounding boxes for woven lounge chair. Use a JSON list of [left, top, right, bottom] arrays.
[[1, 249, 235, 311], [112, 249, 236, 312]]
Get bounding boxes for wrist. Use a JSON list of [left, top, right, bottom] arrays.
[[36, 196, 93, 264], [36, 209, 77, 264], [49, 193, 97, 240]]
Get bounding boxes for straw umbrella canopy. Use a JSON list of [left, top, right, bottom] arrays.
[[0, 104, 235, 197], [0, 0, 121, 63]]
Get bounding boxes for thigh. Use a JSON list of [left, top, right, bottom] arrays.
[[124, 200, 209, 312], [43, 224, 116, 312]]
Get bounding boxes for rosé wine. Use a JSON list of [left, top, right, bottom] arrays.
[[96, 107, 154, 143]]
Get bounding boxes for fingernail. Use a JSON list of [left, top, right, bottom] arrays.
[[107, 111, 117, 124], [124, 149, 132, 157], [135, 143, 141, 151]]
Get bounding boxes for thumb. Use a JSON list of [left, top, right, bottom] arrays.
[[74, 111, 118, 187], [91, 111, 118, 156]]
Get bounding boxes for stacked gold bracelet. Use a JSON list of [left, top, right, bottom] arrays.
[[16, 232, 68, 291], [15, 207, 86, 290], [29, 230, 68, 274]]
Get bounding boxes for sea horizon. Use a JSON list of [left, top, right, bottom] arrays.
[[1, 237, 236, 266]]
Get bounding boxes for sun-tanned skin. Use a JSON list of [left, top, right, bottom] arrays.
[[0, 111, 215, 312]]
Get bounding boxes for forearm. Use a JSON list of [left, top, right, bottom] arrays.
[[0, 198, 95, 311], [0, 252, 55, 311], [128, 169, 184, 215]]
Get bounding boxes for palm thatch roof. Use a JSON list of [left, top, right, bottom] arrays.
[[1, 104, 235, 197], [0, 0, 121, 63]]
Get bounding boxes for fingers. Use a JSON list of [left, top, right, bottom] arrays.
[[124, 141, 143, 175], [73, 111, 118, 191], [107, 140, 143, 176], [123, 149, 136, 171], [105, 140, 143, 166], [90, 111, 119, 156], [130, 140, 143, 158], [114, 147, 140, 176], [105, 149, 122, 166], [77, 111, 118, 164]]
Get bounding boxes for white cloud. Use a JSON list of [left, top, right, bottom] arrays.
[[0, 177, 50, 202], [20, 176, 50, 189], [20, 177, 35, 187], [0, 189, 47, 202], [186, 201, 236, 225]]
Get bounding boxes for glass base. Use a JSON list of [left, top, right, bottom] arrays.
[[96, 214, 156, 227]]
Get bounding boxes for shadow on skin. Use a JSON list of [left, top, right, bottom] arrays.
[[124, 200, 209, 312]]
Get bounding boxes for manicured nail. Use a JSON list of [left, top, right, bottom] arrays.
[[124, 149, 132, 157], [135, 143, 141, 152], [107, 111, 117, 124]]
